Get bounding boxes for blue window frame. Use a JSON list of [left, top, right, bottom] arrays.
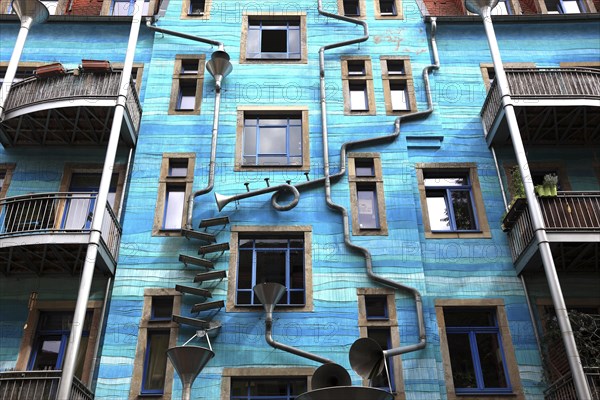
[[246, 18, 301, 60], [141, 330, 170, 395], [28, 311, 91, 379], [424, 172, 479, 232], [230, 377, 307, 400], [357, 183, 380, 229], [242, 115, 303, 167], [444, 309, 512, 395], [236, 235, 305, 306], [110, 0, 149, 16]]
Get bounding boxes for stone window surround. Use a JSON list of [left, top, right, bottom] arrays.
[[129, 288, 181, 400], [357, 288, 405, 399], [100, 0, 159, 17], [15, 300, 103, 387], [337, 0, 367, 18], [373, 0, 404, 19], [180, 0, 212, 19], [234, 106, 311, 172], [435, 298, 525, 400], [341, 56, 376, 116], [168, 54, 205, 115], [348, 153, 388, 236], [220, 367, 315, 400], [239, 12, 308, 65], [380, 56, 417, 115], [152, 153, 196, 236], [226, 225, 313, 312], [416, 162, 491, 239], [0, 163, 15, 198]]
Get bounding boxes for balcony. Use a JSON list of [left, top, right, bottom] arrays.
[[544, 370, 600, 400], [481, 68, 600, 147], [0, 70, 142, 148], [0, 371, 93, 400], [502, 192, 600, 273], [0, 192, 121, 276]]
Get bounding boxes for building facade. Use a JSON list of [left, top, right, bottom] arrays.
[[0, 0, 598, 399]]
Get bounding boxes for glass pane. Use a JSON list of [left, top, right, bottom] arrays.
[[444, 310, 495, 327], [357, 188, 379, 229], [451, 190, 476, 230], [189, 0, 205, 14], [289, 126, 302, 156], [258, 156, 288, 166], [143, 332, 170, 392], [350, 84, 368, 111], [254, 238, 288, 248], [41, 0, 58, 14], [290, 250, 304, 289], [168, 159, 188, 177], [476, 333, 508, 388], [151, 297, 173, 320], [32, 336, 62, 370], [259, 127, 287, 154], [348, 60, 365, 75], [380, 0, 397, 14], [237, 291, 251, 305], [343, 0, 360, 15], [426, 192, 451, 231], [288, 29, 300, 57], [163, 188, 185, 229], [181, 60, 199, 74], [355, 158, 375, 176], [243, 127, 257, 156], [237, 251, 253, 289], [365, 296, 388, 319], [63, 197, 92, 230], [390, 84, 408, 111], [256, 250, 286, 285], [261, 30, 287, 53], [246, 29, 260, 57], [561, 0, 581, 12], [448, 333, 477, 389], [178, 83, 196, 110], [112, 0, 130, 15], [367, 328, 392, 389], [544, 0, 560, 12], [386, 60, 405, 74], [424, 176, 468, 187]]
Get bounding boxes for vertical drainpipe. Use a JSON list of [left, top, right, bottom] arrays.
[[57, 1, 145, 397]]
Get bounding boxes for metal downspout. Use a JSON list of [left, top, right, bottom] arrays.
[[145, 18, 224, 51], [317, 3, 440, 362], [57, 0, 145, 397]]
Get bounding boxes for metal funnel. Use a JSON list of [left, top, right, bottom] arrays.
[[167, 346, 215, 400], [12, 0, 49, 25], [253, 282, 286, 316], [464, 0, 499, 14], [349, 337, 385, 380], [296, 386, 393, 400], [206, 50, 232, 88]]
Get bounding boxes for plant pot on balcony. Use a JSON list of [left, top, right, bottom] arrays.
[[535, 184, 558, 197], [81, 59, 112, 73], [35, 63, 66, 78]]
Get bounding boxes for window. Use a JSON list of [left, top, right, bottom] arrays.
[[491, 0, 512, 14], [222, 368, 313, 399], [357, 288, 404, 395], [235, 107, 310, 171], [374, 0, 402, 18], [338, 0, 366, 16], [130, 289, 180, 399], [544, 0, 583, 12], [436, 299, 524, 399], [0, 164, 15, 199], [342, 57, 376, 115], [349, 154, 388, 235], [381, 57, 416, 115], [153, 154, 195, 236], [240, 14, 307, 63], [169, 55, 204, 114], [227, 226, 313, 312], [110, 0, 150, 15], [416, 163, 490, 239]]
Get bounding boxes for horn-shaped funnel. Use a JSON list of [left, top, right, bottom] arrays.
[[253, 282, 286, 318], [464, 0, 499, 14], [311, 363, 351, 390], [349, 337, 385, 380], [206, 50, 232, 88], [167, 346, 215, 400], [296, 387, 393, 400], [12, 0, 49, 25]]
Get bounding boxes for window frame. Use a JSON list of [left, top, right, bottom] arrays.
[[416, 163, 490, 239], [235, 106, 310, 172], [227, 226, 313, 313], [221, 367, 314, 400], [342, 56, 376, 116], [107, 0, 151, 15], [240, 13, 308, 64], [338, 0, 366, 17], [181, 0, 211, 18], [169, 55, 205, 115], [435, 299, 525, 400], [374, 0, 403, 19], [129, 289, 180, 400], [0, 163, 15, 199], [349, 153, 388, 236], [357, 288, 405, 398], [152, 153, 195, 236], [381, 56, 416, 115]]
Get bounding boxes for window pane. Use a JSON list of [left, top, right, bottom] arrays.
[[289, 126, 302, 156], [246, 29, 261, 57], [348, 60, 366, 75], [390, 82, 408, 111], [112, 0, 130, 15], [163, 187, 185, 229], [367, 328, 393, 390], [426, 192, 451, 231], [544, 0, 561, 12], [355, 158, 375, 176], [290, 250, 304, 289], [237, 250, 253, 289], [424, 176, 468, 187], [188, 0, 205, 14], [41, 0, 58, 14], [447, 333, 477, 389], [451, 190, 476, 230], [444, 310, 495, 327], [365, 296, 388, 319], [561, 0, 581, 12], [380, 0, 397, 14], [258, 156, 288, 166], [261, 30, 287, 53], [343, 0, 360, 15], [259, 127, 287, 154], [168, 159, 188, 177], [181, 60, 199, 74], [32, 336, 62, 370], [151, 297, 173, 320], [386, 60, 405, 74], [256, 250, 287, 285], [243, 126, 257, 157], [288, 29, 301, 57], [357, 186, 379, 229], [476, 333, 508, 388], [177, 82, 196, 110], [350, 82, 368, 111], [143, 331, 170, 393]]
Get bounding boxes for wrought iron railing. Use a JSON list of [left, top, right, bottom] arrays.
[[0, 371, 94, 400], [502, 192, 600, 262], [3, 71, 142, 134], [481, 68, 600, 134], [544, 370, 600, 400], [0, 192, 122, 262]]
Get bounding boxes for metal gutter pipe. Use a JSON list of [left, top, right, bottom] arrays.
[[466, 1, 591, 397], [57, 0, 145, 397], [145, 18, 224, 51]]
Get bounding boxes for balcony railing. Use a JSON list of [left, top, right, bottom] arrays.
[[0, 371, 93, 400], [481, 68, 600, 134], [544, 370, 600, 400], [0, 192, 122, 262], [502, 192, 600, 262]]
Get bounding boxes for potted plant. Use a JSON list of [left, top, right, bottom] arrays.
[[535, 173, 558, 197], [501, 166, 527, 231]]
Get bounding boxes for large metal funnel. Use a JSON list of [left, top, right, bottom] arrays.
[[206, 50, 233, 79], [12, 0, 49, 25], [253, 282, 286, 316], [464, 0, 499, 14], [296, 386, 393, 400], [167, 346, 215, 400], [349, 337, 385, 380]]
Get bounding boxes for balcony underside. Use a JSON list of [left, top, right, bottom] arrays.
[[486, 103, 600, 147], [0, 235, 114, 276], [515, 239, 600, 275], [0, 101, 136, 147]]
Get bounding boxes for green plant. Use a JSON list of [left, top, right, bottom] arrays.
[[543, 173, 559, 187], [508, 166, 525, 202], [535, 173, 558, 197]]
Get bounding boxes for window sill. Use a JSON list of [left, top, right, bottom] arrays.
[[354, 228, 388, 236], [227, 303, 313, 313], [234, 164, 309, 172], [425, 230, 491, 239]]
